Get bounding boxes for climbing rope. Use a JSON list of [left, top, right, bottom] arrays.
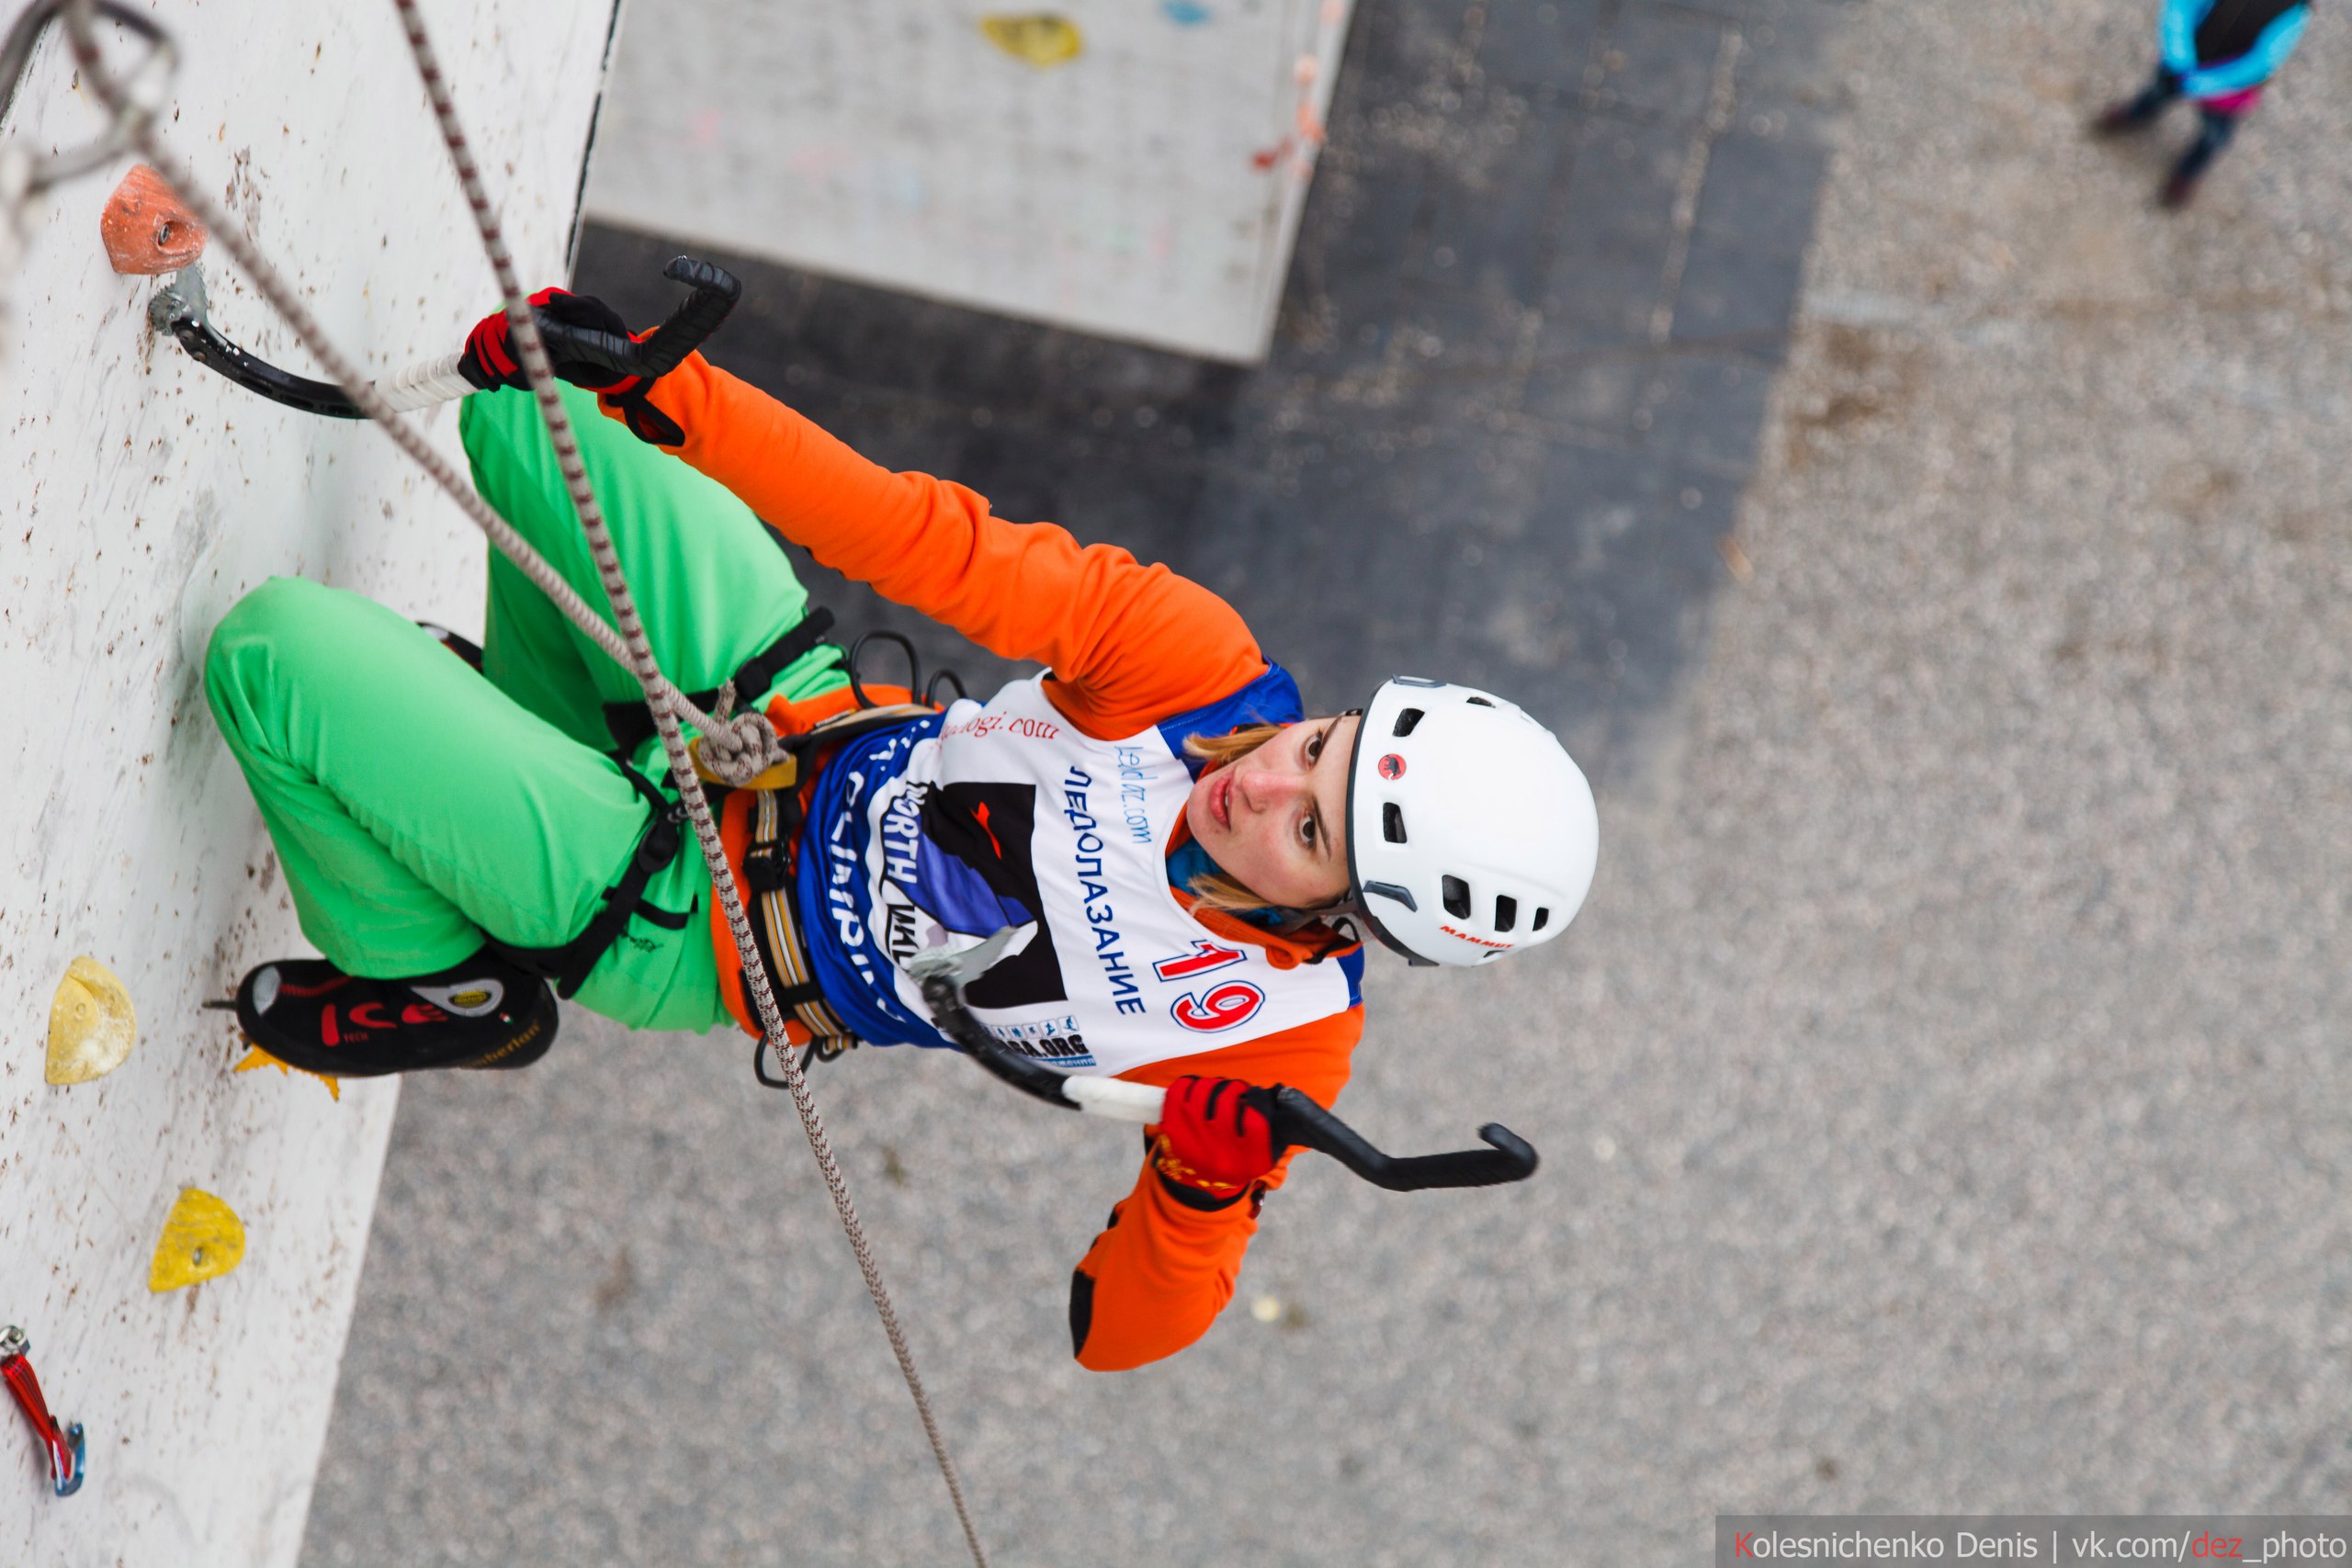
[[3, 0, 795, 787], [51, 2, 987, 1560]]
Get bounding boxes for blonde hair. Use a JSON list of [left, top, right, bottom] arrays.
[[1180, 725, 1293, 916]]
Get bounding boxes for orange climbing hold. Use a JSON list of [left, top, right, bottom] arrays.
[[99, 164, 207, 276]]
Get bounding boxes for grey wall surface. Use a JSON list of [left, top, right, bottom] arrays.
[[0, 3, 614, 1562], [587, 0, 1356, 361]]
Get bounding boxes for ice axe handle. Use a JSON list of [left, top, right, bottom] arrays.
[[153, 255, 743, 418], [917, 972, 1541, 1193], [1267, 1086, 1539, 1192], [537, 255, 741, 382], [918, 971, 1092, 1111], [639, 256, 741, 373]]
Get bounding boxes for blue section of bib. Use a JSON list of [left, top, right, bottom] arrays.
[[1339, 945, 1365, 1010], [795, 662, 1322, 1049], [796, 712, 950, 1047]]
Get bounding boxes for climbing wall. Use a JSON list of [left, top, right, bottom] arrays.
[[0, 1, 616, 1561], [585, 0, 1355, 363]]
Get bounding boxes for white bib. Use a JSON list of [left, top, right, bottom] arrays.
[[854, 677, 1356, 1077]]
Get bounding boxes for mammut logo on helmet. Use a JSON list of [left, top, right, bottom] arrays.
[[1377, 753, 1407, 780]]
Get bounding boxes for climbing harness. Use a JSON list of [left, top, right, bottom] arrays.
[[38, 1, 988, 1559], [600, 604, 836, 757], [730, 700, 955, 1066], [741, 782, 859, 1063], [481, 761, 694, 1000], [1, 1325, 85, 1497]]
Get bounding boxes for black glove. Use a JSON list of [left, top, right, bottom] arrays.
[[459, 287, 639, 393], [458, 288, 684, 446]]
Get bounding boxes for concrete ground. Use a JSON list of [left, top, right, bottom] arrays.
[[301, 0, 2352, 1562]]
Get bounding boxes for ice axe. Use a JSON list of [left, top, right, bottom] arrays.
[[149, 254, 741, 418], [908, 930, 1540, 1193]]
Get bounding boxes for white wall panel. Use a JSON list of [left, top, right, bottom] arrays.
[[0, 2, 613, 1561], [587, 0, 1354, 363]]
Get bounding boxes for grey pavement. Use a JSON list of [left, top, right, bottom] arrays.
[[302, 0, 2352, 1562]]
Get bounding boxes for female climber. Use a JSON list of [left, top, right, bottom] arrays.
[[205, 289, 1600, 1370]]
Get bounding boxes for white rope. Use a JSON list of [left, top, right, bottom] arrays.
[[8, 6, 791, 784], [56, 4, 988, 1561], [373, 350, 473, 412]]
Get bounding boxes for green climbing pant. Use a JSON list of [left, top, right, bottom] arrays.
[[203, 385, 847, 1033]]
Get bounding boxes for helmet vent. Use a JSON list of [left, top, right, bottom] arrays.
[[1532, 906, 1551, 931], [1465, 695, 1495, 707], [1494, 895, 1517, 932], [1442, 875, 1471, 919], [1383, 802, 1408, 843], [1391, 707, 1424, 737]]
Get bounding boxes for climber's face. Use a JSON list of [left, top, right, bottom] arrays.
[[1183, 716, 1358, 911]]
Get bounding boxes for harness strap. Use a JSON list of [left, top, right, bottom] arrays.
[[487, 761, 693, 998], [497, 692, 935, 1018], [602, 605, 837, 756], [744, 784, 859, 1046], [728, 700, 947, 1047], [794, 700, 943, 756]]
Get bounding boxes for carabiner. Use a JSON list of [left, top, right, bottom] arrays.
[[0, 1325, 85, 1497], [844, 630, 922, 711]]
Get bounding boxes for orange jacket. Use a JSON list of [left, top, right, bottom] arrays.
[[608, 359, 1364, 1371]]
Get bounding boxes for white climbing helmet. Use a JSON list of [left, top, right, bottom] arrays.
[[1341, 677, 1600, 967]]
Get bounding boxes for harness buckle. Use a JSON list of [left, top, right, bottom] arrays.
[[741, 840, 791, 895]]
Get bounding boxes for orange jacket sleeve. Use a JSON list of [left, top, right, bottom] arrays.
[[1068, 1003, 1361, 1371], [610, 357, 1266, 739]]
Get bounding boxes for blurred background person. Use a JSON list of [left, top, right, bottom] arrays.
[[2095, 0, 2313, 207]]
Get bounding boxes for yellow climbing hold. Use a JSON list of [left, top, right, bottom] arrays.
[[149, 1188, 245, 1292], [233, 1043, 340, 1101], [45, 956, 138, 1085], [980, 13, 1084, 67]]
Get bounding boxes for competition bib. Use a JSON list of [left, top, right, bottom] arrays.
[[812, 675, 1356, 1077]]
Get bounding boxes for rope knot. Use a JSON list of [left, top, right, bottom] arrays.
[[696, 706, 788, 787]]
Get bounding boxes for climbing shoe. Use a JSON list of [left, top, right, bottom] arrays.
[[232, 950, 556, 1077]]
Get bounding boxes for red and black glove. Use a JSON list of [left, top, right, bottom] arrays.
[[1150, 1075, 1288, 1209], [458, 288, 684, 446], [459, 287, 637, 393]]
